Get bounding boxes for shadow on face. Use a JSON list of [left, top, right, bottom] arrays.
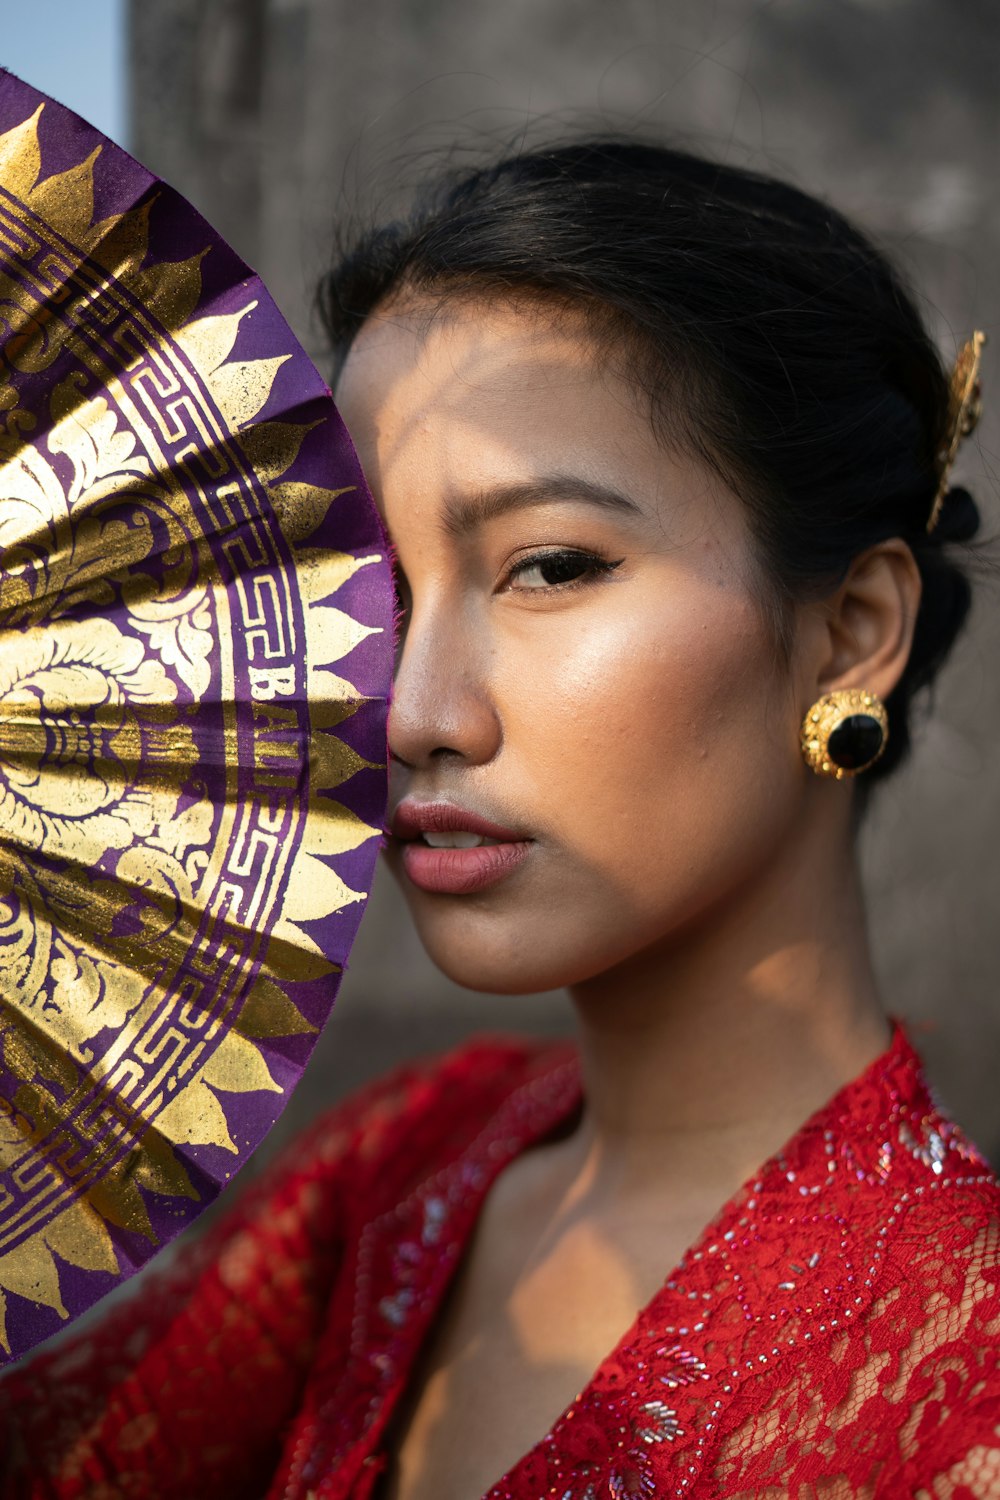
[[334, 293, 820, 996]]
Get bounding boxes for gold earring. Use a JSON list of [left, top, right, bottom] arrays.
[[800, 689, 889, 780]]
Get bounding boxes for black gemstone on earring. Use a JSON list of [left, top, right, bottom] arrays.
[[827, 714, 884, 771]]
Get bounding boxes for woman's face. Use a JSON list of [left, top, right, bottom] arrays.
[[335, 295, 810, 994]]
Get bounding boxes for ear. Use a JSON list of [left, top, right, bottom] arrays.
[[797, 539, 923, 703]]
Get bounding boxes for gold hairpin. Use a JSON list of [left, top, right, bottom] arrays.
[[927, 330, 987, 535]]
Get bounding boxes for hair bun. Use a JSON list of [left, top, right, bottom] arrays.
[[931, 485, 980, 543]]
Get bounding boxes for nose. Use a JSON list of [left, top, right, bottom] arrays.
[[388, 595, 501, 770]]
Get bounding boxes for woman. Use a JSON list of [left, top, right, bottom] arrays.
[[2, 139, 998, 1498]]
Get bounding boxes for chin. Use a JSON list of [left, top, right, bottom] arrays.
[[421, 932, 571, 995], [407, 905, 631, 996]]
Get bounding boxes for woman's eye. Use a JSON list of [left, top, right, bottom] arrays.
[[506, 550, 622, 591]]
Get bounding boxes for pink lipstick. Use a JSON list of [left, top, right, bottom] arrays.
[[388, 799, 533, 894]]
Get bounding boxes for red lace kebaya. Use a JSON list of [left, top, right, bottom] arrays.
[[2, 1019, 999, 1498]]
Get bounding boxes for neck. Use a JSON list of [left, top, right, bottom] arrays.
[[563, 801, 890, 1200]]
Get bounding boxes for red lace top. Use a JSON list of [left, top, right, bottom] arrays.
[[2, 1020, 999, 1498]]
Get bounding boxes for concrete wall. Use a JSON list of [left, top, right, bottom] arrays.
[[129, 0, 1000, 1161]]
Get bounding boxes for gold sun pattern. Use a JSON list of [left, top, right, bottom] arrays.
[[0, 86, 390, 1360]]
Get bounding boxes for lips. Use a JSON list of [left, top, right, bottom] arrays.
[[387, 798, 533, 894], [390, 799, 527, 844]]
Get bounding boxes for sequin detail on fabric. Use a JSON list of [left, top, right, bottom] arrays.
[[2, 1024, 1000, 1499]]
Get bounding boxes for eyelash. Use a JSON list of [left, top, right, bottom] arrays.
[[391, 549, 623, 612], [503, 548, 624, 593]]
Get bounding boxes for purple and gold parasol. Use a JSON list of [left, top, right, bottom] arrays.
[[0, 70, 393, 1363]]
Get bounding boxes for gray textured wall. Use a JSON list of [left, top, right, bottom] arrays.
[[129, 0, 1000, 1162]]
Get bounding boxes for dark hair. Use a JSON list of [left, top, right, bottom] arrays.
[[318, 137, 984, 801]]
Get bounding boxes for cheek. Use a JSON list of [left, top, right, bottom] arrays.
[[500, 580, 796, 907]]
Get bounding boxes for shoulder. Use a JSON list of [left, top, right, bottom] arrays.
[[696, 1041, 1000, 1495], [825, 1053, 1000, 1354], [875, 1095, 1000, 1285], [886, 1177, 1000, 1494], [841, 1111, 1000, 1489]]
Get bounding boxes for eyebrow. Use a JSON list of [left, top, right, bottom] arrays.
[[440, 474, 645, 540]]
